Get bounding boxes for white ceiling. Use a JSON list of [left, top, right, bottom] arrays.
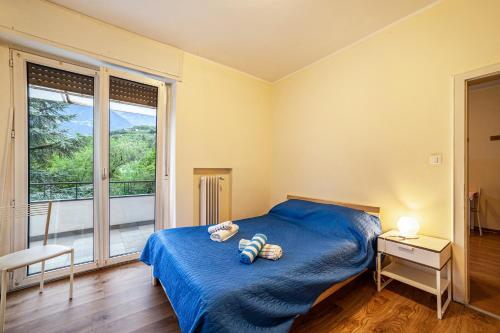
[[49, 0, 437, 82]]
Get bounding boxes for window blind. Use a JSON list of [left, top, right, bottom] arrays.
[[27, 62, 94, 96], [27, 63, 158, 107], [110, 76, 158, 108]]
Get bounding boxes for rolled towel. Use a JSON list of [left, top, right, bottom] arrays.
[[210, 224, 239, 242], [240, 233, 267, 264], [208, 221, 233, 234], [239, 239, 282, 261]]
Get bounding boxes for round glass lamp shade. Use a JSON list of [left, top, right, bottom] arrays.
[[397, 217, 420, 238]]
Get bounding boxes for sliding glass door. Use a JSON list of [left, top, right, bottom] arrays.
[[26, 62, 96, 275], [107, 76, 158, 257], [12, 51, 167, 286]]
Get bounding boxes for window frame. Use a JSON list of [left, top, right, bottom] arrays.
[[11, 50, 169, 289], [100, 67, 167, 267]]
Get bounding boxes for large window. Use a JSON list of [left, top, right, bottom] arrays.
[[27, 62, 95, 274], [12, 51, 167, 286], [108, 76, 158, 257]]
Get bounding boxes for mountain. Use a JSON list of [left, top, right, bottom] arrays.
[[59, 104, 156, 136], [117, 111, 157, 127]]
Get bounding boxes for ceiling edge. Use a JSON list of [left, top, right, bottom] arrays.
[[272, 0, 441, 84]]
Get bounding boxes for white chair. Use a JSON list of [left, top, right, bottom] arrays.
[[0, 202, 74, 332]]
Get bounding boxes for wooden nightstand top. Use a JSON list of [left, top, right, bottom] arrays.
[[379, 230, 451, 253]]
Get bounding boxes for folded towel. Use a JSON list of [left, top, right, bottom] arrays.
[[210, 224, 239, 242], [208, 221, 233, 234], [240, 233, 267, 264], [239, 239, 282, 261]]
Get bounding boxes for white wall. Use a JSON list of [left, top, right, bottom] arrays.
[[0, 2, 272, 254], [3, 0, 500, 247], [271, 0, 500, 239], [0, 0, 183, 79], [175, 54, 272, 226]]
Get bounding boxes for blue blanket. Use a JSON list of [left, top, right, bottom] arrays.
[[141, 199, 381, 333]]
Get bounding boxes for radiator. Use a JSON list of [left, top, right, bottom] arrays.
[[199, 176, 223, 225]]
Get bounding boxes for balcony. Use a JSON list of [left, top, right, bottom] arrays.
[[28, 180, 155, 274]]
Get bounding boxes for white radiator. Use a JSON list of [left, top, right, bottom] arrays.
[[199, 176, 222, 225]]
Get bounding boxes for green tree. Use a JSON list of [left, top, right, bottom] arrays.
[[29, 98, 86, 183], [109, 125, 156, 196], [109, 126, 156, 181], [48, 136, 93, 182], [28, 97, 157, 200]]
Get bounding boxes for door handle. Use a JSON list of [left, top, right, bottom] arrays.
[[102, 167, 107, 180]]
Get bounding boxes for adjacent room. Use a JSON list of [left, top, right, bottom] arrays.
[[467, 75, 500, 316], [0, 0, 499, 332]]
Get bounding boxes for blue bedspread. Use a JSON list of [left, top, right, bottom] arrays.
[[140, 199, 381, 333]]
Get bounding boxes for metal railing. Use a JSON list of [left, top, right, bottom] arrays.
[[29, 180, 155, 201]]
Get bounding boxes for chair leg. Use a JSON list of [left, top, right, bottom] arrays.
[[1, 270, 8, 333], [468, 200, 474, 233], [39, 260, 45, 294], [469, 203, 474, 232], [69, 250, 74, 301], [476, 209, 483, 236]]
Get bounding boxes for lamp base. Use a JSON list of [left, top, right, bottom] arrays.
[[388, 234, 420, 240], [399, 234, 419, 239]]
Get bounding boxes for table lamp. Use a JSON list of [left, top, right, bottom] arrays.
[[397, 216, 419, 239]]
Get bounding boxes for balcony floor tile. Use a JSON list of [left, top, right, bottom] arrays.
[[29, 223, 154, 274]]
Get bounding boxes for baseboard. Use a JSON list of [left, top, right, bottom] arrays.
[[472, 227, 500, 234], [467, 304, 500, 320]]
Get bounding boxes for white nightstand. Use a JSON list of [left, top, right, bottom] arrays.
[[376, 230, 452, 319]]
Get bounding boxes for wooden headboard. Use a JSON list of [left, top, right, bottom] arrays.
[[287, 194, 380, 215]]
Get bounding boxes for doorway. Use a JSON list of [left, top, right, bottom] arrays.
[[11, 51, 168, 288], [466, 75, 500, 316]]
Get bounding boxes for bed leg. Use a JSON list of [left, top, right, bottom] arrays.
[[151, 267, 158, 286], [376, 252, 382, 292]]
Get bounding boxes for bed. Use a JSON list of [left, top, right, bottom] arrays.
[[140, 195, 381, 333]]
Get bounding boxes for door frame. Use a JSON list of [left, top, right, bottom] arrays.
[[453, 62, 500, 304], [10, 50, 169, 288]]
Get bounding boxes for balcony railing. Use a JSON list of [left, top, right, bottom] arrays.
[[29, 180, 155, 201]]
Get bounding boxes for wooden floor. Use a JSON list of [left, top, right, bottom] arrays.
[[4, 262, 500, 333], [469, 229, 500, 316]]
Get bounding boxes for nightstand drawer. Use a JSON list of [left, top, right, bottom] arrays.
[[385, 239, 450, 269]]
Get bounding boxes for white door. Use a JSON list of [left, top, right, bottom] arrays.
[[100, 69, 167, 266], [11, 51, 168, 287]]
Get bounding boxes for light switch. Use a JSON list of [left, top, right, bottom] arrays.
[[429, 154, 442, 165]]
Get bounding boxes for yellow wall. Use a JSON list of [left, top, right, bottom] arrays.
[[0, 45, 12, 256], [0, 48, 271, 253], [271, 0, 500, 238], [0, 0, 183, 79], [174, 53, 272, 227], [2, 0, 500, 242], [468, 82, 500, 231]]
